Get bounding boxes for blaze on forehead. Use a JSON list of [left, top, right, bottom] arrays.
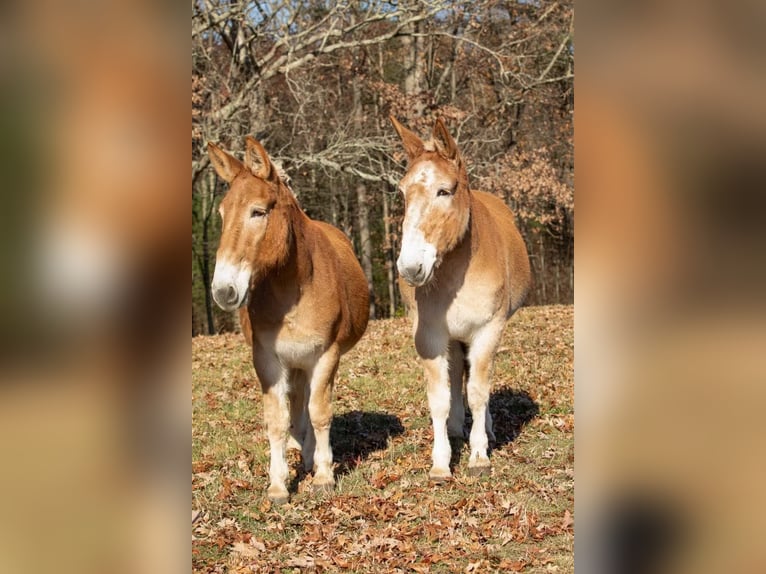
[[408, 152, 458, 183]]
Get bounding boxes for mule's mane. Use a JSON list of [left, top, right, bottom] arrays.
[[272, 162, 296, 197]]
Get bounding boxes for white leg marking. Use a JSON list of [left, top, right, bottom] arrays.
[[307, 346, 340, 488], [466, 322, 504, 472], [263, 375, 290, 502], [254, 347, 291, 502], [423, 354, 452, 479]]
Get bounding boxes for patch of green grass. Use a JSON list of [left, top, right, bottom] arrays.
[[193, 305, 573, 573]]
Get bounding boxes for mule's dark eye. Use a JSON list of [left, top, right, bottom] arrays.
[[437, 188, 451, 197], [250, 207, 267, 218]]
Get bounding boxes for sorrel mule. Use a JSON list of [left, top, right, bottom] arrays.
[[390, 117, 532, 480], [207, 137, 369, 503]]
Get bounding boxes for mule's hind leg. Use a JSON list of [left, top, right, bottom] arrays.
[[300, 367, 316, 472], [287, 370, 308, 451], [306, 346, 340, 491], [466, 320, 504, 476], [447, 340, 467, 439]]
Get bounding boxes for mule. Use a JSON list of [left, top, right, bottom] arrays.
[[207, 137, 369, 503], [390, 117, 532, 479]]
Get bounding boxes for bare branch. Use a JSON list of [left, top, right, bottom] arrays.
[[536, 31, 572, 83]]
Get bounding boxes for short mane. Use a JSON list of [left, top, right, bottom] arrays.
[[273, 161, 297, 198]]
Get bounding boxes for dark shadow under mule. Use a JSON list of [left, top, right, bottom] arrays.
[[331, 410, 405, 476], [450, 387, 539, 471], [486, 387, 539, 451]]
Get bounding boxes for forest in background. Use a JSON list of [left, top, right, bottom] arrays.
[[192, 0, 573, 335]]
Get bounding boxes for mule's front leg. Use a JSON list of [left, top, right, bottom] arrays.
[[261, 375, 291, 503], [466, 321, 504, 476], [306, 346, 340, 491], [422, 354, 452, 480], [256, 351, 291, 502]]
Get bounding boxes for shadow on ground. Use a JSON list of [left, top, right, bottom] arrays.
[[331, 410, 405, 475], [454, 387, 539, 467], [487, 387, 540, 449]]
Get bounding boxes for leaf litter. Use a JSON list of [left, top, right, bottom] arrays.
[[193, 305, 573, 572]]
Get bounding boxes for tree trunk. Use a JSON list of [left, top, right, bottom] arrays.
[[402, 19, 425, 116], [383, 189, 396, 317], [200, 173, 216, 335], [356, 183, 375, 319], [351, 67, 375, 318], [538, 233, 547, 303]]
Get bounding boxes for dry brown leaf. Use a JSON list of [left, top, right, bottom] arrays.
[[499, 559, 528, 572], [287, 555, 315, 568], [231, 539, 265, 558], [561, 509, 574, 531]]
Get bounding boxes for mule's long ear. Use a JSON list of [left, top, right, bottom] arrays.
[[245, 136, 274, 180], [390, 116, 424, 162], [432, 118, 459, 161], [207, 142, 243, 183]]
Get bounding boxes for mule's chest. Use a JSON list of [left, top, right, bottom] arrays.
[[446, 291, 496, 340], [420, 279, 501, 342], [252, 307, 329, 369]]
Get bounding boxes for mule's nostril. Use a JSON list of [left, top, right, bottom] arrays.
[[214, 284, 238, 307]]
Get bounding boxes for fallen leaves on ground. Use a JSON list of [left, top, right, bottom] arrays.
[[193, 305, 573, 572]]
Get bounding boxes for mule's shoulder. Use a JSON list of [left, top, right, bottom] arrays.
[[304, 218, 369, 350], [470, 190, 531, 312], [472, 190, 516, 219], [311, 219, 354, 251]]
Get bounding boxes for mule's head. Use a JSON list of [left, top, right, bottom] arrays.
[[390, 117, 470, 286], [207, 137, 292, 311]]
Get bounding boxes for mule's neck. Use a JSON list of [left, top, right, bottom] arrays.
[[450, 161, 473, 248], [262, 190, 313, 294]]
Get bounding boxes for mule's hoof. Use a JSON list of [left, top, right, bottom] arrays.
[[429, 468, 452, 483], [268, 492, 290, 505], [467, 464, 491, 477]]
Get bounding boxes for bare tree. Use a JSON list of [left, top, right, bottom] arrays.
[[192, 0, 574, 333]]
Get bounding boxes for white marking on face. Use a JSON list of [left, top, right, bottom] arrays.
[[412, 162, 437, 188], [398, 219, 438, 286], [211, 258, 252, 311], [398, 166, 439, 286]]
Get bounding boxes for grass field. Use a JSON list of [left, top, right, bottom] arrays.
[[192, 305, 573, 573]]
